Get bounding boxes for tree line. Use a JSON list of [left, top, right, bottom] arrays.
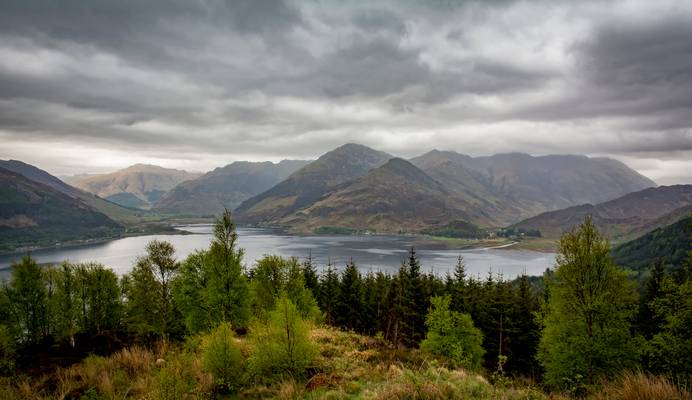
[[0, 212, 690, 393]]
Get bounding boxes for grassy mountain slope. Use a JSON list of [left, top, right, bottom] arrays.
[[153, 160, 309, 216], [280, 158, 481, 233], [612, 216, 691, 274], [69, 164, 201, 209], [412, 151, 657, 225], [461, 153, 656, 215], [0, 167, 124, 252], [514, 185, 692, 241], [235, 143, 392, 224], [0, 160, 149, 225]]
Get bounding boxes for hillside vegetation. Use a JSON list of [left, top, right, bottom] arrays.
[[0, 212, 689, 399], [514, 185, 692, 241], [0, 168, 124, 252], [612, 216, 691, 275]]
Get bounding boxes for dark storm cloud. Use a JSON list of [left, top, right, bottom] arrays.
[[0, 0, 690, 183]]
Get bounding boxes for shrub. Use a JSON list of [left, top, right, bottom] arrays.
[[201, 322, 244, 391], [248, 294, 317, 379], [420, 295, 484, 370]]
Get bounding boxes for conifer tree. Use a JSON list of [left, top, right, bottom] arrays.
[[400, 248, 427, 347], [336, 260, 363, 331]]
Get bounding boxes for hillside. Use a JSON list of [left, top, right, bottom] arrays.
[[0, 167, 124, 252], [612, 216, 691, 274], [0, 160, 150, 225], [153, 160, 309, 216], [235, 143, 392, 224], [514, 185, 692, 240], [68, 164, 201, 209], [280, 158, 483, 233], [411, 150, 657, 224]]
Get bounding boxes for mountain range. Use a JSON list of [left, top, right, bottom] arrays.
[[2, 142, 683, 252], [0, 166, 124, 252], [514, 185, 692, 241], [66, 164, 202, 209], [235, 143, 657, 233], [153, 160, 309, 216]]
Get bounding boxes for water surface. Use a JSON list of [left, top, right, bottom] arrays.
[[0, 225, 556, 279]]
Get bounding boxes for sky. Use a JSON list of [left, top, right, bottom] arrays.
[[0, 0, 691, 184]]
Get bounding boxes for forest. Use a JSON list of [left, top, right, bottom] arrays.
[[0, 211, 689, 399]]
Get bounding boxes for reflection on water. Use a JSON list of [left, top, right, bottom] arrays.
[[0, 225, 555, 279]]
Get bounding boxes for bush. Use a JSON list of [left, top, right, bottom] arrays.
[[420, 295, 484, 370], [201, 322, 244, 391], [248, 294, 317, 379]]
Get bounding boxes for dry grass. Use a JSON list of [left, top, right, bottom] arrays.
[[591, 371, 690, 400], [1, 327, 686, 400]]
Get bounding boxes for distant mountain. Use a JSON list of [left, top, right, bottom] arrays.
[[279, 158, 478, 233], [235, 143, 392, 224], [153, 160, 310, 216], [612, 216, 691, 275], [411, 150, 657, 224], [0, 160, 147, 225], [68, 164, 201, 209], [514, 185, 692, 241], [0, 167, 124, 252]]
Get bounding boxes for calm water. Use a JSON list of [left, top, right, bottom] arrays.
[[0, 225, 556, 279]]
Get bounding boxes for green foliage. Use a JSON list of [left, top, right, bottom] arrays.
[[248, 295, 317, 379], [335, 261, 364, 331], [71, 263, 122, 335], [612, 216, 691, 276], [644, 268, 692, 384], [399, 248, 428, 347], [421, 295, 484, 370], [123, 240, 182, 339], [201, 322, 244, 391], [538, 217, 641, 388], [313, 226, 362, 235], [174, 210, 250, 332], [0, 325, 15, 374], [421, 220, 483, 239], [4, 255, 48, 345], [250, 255, 321, 322]]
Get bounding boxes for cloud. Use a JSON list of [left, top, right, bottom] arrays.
[[0, 0, 690, 184]]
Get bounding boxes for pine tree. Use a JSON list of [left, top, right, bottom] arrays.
[[336, 260, 363, 331], [318, 262, 340, 326], [400, 247, 427, 347], [302, 251, 319, 296], [451, 255, 468, 312]]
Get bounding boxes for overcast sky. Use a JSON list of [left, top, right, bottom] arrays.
[[0, 0, 691, 184]]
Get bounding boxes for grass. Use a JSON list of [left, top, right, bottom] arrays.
[[0, 327, 688, 399], [592, 371, 689, 400]]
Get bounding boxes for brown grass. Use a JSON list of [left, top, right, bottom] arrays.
[[592, 371, 690, 400]]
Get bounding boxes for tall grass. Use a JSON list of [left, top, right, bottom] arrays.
[[592, 371, 689, 400]]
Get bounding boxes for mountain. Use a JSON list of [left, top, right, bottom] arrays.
[[279, 158, 476, 233], [153, 160, 310, 216], [68, 164, 202, 209], [235, 143, 392, 224], [0, 160, 148, 225], [0, 167, 124, 252], [612, 216, 690, 275], [411, 150, 657, 224], [513, 185, 692, 241]]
